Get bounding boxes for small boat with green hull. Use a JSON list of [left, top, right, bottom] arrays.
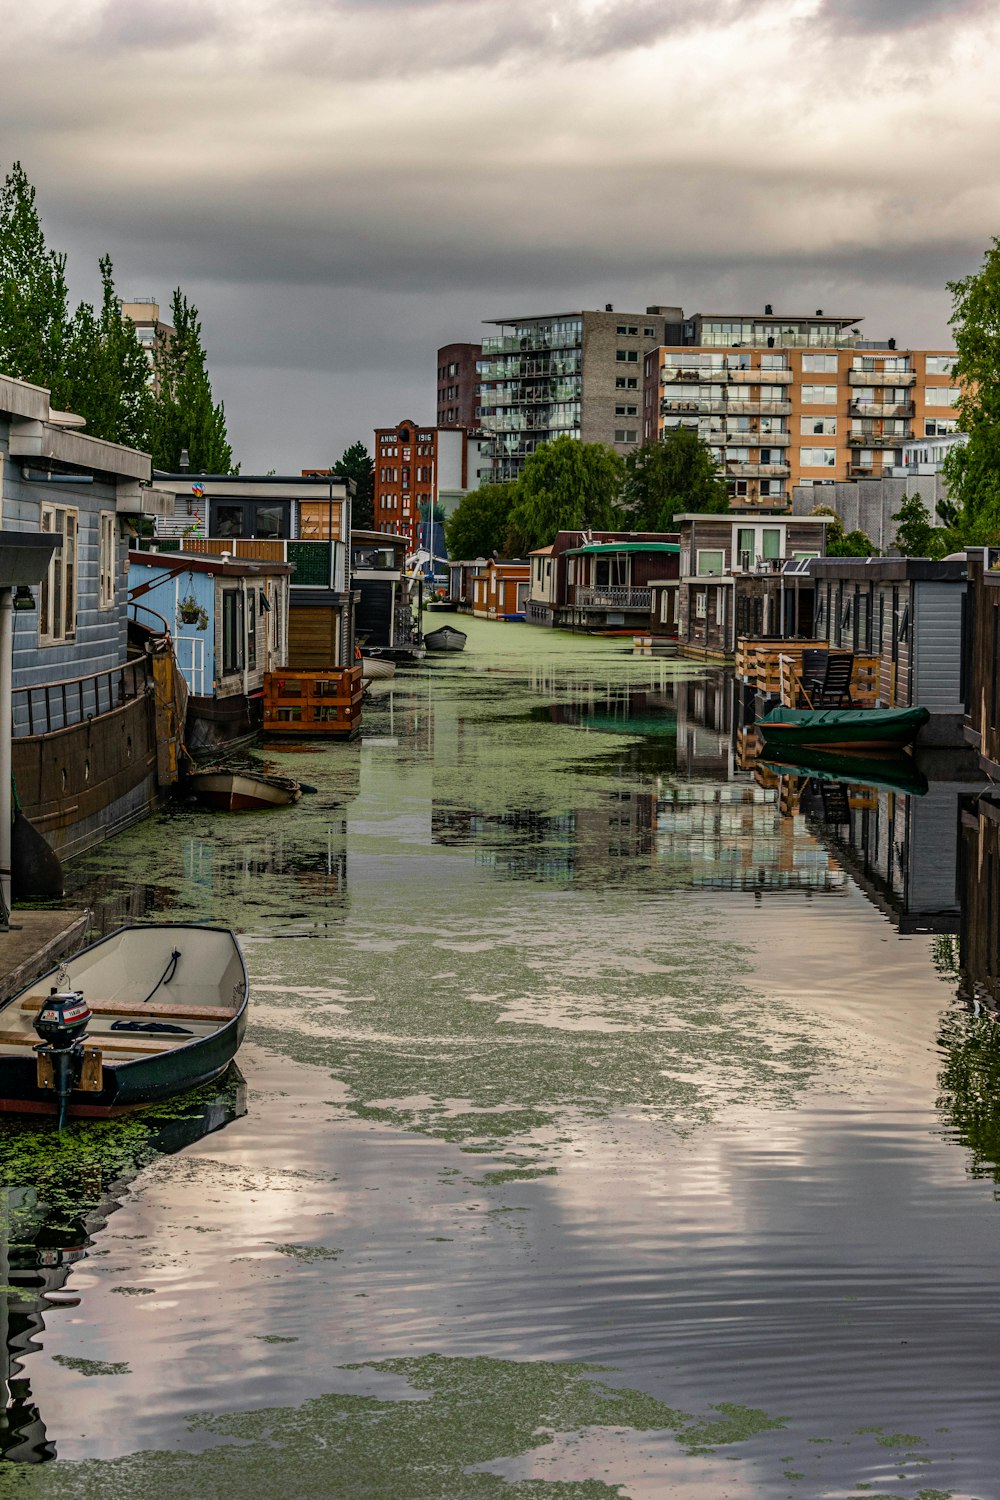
[[0, 925, 248, 1123], [760, 745, 929, 798], [757, 705, 929, 752]]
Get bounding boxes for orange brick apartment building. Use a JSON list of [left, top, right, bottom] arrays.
[[373, 419, 486, 547], [640, 311, 958, 511]]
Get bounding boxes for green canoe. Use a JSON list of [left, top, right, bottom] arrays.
[[759, 745, 928, 798], [757, 705, 929, 751]]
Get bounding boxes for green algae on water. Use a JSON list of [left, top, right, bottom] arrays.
[[52, 1356, 131, 1377]]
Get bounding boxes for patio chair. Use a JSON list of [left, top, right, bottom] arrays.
[[804, 651, 854, 707]]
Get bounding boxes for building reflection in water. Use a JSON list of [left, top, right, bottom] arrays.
[[0, 1071, 247, 1463]]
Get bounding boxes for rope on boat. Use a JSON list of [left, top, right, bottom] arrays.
[[143, 948, 181, 1003]]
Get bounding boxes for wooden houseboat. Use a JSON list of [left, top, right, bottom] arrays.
[[562, 539, 679, 634], [128, 550, 293, 755], [472, 559, 530, 619], [446, 558, 488, 613], [963, 548, 1000, 776], [351, 528, 421, 659], [811, 555, 968, 744], [675, 513, 830, 659], [147, 472, 363, 739], [1, 373, 180, 870]]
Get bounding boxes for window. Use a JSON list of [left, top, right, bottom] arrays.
[[39, 504, 77, 643], [926, 355, 955, 376], [761, 353, 787, 369], [222, 588, 244, 675], [801, 416, 837, 436], [616, 350, 639, 363], [616, 324, 638, 335], [615, 376, 638, 389], [209, 500, 290, 538], [801, 385, 838, 404], [925, 418, 958, 436], [247, 589, 257, 672], [615, 404, 638, 416], [696, 549, 725, 576], [800, 447, 837, 467], [643, 325, 656, 337], [99, 511, 115, 609], [926, 387, 960, 405], [759, 385, 787, 403], [802, 353, 838, 372], [695, 591, 707, 618], [615, 428, 638, 443], [736, 527, 754, 568]]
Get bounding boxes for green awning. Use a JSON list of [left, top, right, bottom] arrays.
[[565, 542, 680, 556]]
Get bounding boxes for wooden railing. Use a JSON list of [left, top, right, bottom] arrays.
[[575, 587, 652, 609], [14, 657, 151, 738], [736, 637, 879, 706]]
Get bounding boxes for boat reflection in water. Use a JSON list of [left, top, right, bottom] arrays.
[[0, 1067, 246, 1462]]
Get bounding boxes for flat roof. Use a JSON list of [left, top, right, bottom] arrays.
[[694, 313, 861, 327], [811, 557, 967, 582], [566, 542, 680, 556], [673, 513, 830, 524]]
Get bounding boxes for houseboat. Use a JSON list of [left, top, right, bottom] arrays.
[[351, 528, 421, 660], [676, 513, 831, 660], [811, 555, 968, 745], [1, 372, 179, 870], [446, 558, 487, 613], [963, 548, 1000, 776], [128, 550, 293, 755], [525, 530, 680, 635], [147, 472, 363, 739], [471, 559, 530, 619]]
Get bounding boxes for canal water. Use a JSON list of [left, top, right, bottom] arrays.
[[3, 617, 1000, 1498]]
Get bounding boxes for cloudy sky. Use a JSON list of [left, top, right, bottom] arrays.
[[2, 0, 997, 470]]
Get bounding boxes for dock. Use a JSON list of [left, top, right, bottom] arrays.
[[0, 909, 89, 1004]]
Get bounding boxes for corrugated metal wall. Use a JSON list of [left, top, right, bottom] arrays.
[[912, 581, 964, 711]]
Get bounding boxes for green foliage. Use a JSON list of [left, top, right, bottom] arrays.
[[623, 430, 728, 530], [943, 240, 1000, 541], [511, 436, 625, 549], [333, 441, 375, 530], [63, 254, 153, 449], [149, 289, 233, 473], [811, 506, 878, 557], [445, 482, 518, 559], [0, 160, 72, 405], [891, 492, 947, 559]]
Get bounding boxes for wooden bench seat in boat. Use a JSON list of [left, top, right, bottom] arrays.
[[0, 1030, 184, 1056], [17, 998, 236, 1022]]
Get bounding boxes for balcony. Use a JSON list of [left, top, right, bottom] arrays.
[[727, 368, 793, 384], [848, 369, 917, 387], [722, 430, 790, 447], [575, 586, 653, 611], [848, 434, 907, 448], [661, 366, 730, 384], [726, 461, 790, 477], [661, 399, 792, 417], [850, 400, 914, 418], [848, 464, 884, 478], [482, 332, 583, 356]]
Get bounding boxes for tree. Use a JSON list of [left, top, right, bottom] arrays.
[[150, 289, 233, 472], [511, 436, 624, 549], [445, 482, 518, 559], [942, 240, 1000, 541], [63, 255, 152, 449], [811, 505, 878, 557], [622, 429, 728, 529], [333, 442, 375, 530], [0, 161, 72, 405], [891, 492, 947, 559]]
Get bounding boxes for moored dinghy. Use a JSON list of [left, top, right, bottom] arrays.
[[757, 705, 929, 752], [0, 925, 249, 1121], [424, 625, 467, 652], [187, 768, 302, 811]]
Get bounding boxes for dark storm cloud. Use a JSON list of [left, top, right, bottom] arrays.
[[818, 0, 988, 31]]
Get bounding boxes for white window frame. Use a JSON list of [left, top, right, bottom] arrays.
[[39, 503, 79, 645], [801, 385, 838, 404], [696, 549, 725, 577], [694, 590, 707, 618], [99, 510, 116, 610]]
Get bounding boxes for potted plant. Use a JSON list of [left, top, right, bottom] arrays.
[[178, 594, 209, 630]]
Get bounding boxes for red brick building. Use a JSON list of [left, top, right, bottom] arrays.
[[374, 419, 486, 547], [436, 343, 481, 429]]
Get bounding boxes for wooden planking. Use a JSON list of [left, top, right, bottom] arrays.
[[0, 1031, 179, 1055], [18, 998, 234, 1021]]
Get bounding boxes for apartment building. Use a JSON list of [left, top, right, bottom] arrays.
[[436, 343, 481, 428], [478, 305, 685, 482], [374, 419, 486, 547], [643, 311, 957, 512], [119, 297, 174, 390]]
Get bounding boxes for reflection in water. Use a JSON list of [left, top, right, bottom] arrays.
[[0, 1071, 246, 1462]]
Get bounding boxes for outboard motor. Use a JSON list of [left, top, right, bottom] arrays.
[[34, 986, 92, 1129]]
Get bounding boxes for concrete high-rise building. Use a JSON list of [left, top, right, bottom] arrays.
[[373, 419, 487, 547], [642, 310, 958, 512], [120, 297, 175, 392], [477, 305, 685, 482], [436, 343, 481, 429]]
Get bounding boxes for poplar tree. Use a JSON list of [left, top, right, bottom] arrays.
[[150, 288, 233, 472], [64, 255, 153, 449], [0, 161, 72, 405], [333, 442, 375, 529]]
